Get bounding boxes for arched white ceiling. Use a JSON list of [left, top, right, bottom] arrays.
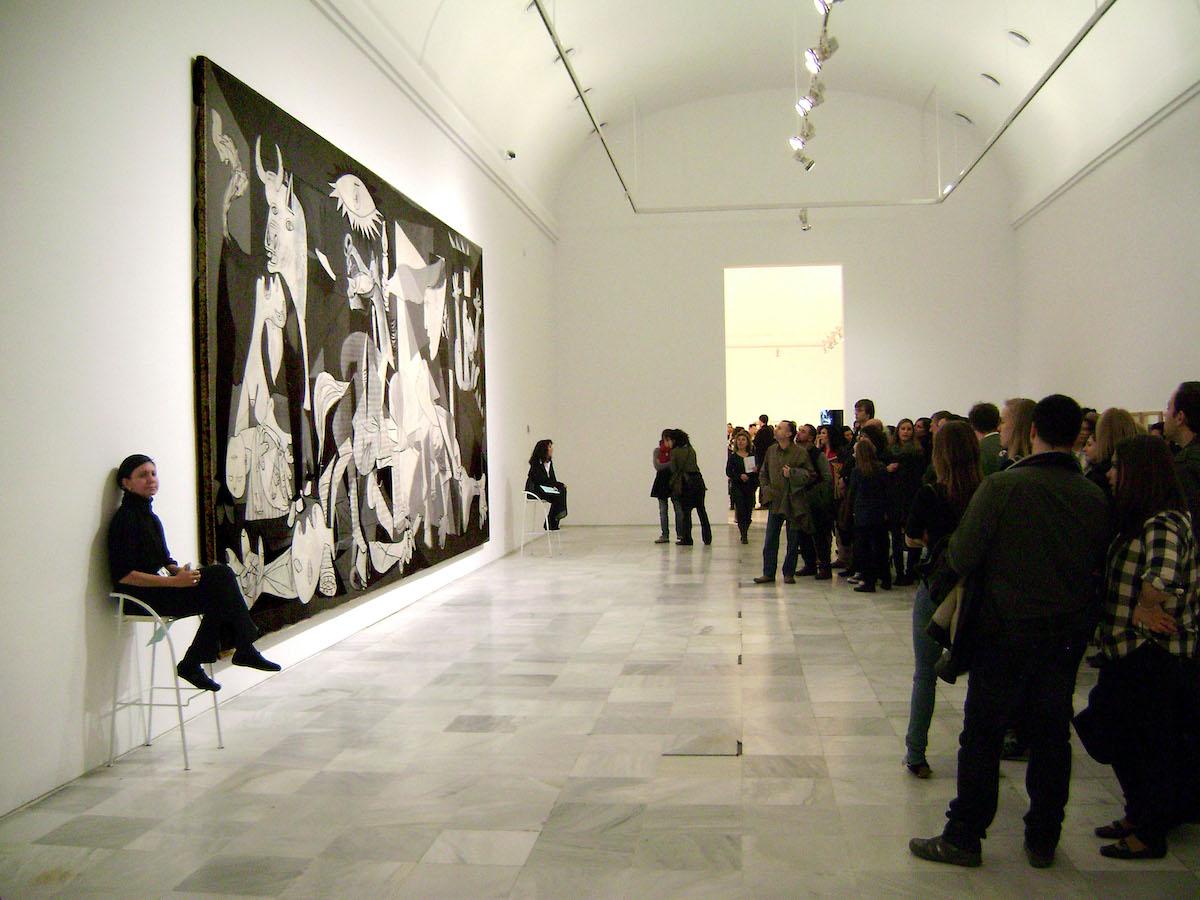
[[317, 0, 1200, 231]]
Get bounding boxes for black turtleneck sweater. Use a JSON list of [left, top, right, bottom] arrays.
[[107, 492, 177, 587]]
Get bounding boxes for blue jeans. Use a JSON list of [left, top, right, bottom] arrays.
[[761, 510, 800, 578], [658, 497, 671, 537], [905, 580, 943, 765]]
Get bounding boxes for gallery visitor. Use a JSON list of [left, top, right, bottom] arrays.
[[107, 454, 281, 692]]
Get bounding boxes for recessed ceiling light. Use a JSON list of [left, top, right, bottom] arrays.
[[1007, 30, 1031, 46], [955, 112, 974, 125], [980, 73, 1001, 86]]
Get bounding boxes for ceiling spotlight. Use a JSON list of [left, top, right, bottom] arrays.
[[795, 80, 825, 115], [788, 120, 816, 151], [813, 0, 843, 14], [799, 208, 811, 231], [804, 35, 838, 75], [954, 112, 974, 125], [793, 151, 816, 171]]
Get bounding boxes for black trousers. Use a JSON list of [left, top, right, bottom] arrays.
[[1100, 643, 1198, 846], [730, 480, 756, 539], [890, 526, 920, 578], [674, 493, 712, 544], [533, 483, 568, 528], [943, 613, 1090, 854], [799, 508, 833, 570], [852, 523, 889, 586], [121, 565, 259, 665]]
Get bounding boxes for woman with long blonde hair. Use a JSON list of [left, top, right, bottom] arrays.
[[999, 398, 1036, 469], [1085, 408, 1144, 498]]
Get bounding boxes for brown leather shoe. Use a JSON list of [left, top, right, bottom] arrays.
[[752, 576, 775, 584], [783, 575, 796, 584]]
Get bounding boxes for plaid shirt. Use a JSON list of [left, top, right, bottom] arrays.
[[1098, 509, 1200, 661]]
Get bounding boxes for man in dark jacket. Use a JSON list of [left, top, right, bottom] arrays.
[[1165, 381, 1200, 527], [910, 394, 1107, 870], [752, 413, 774, 508], [796, 424, 835, 580], [969, 402, 1003, 476]]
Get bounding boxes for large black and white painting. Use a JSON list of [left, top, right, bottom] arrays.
[[194, 57, 487, 635]]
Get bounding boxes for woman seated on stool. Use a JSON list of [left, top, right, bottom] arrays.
[[107, 454, 280, 692], [525, 439, 567, 530]]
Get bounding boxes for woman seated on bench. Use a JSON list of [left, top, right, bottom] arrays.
[[107, 454, 280, 692]]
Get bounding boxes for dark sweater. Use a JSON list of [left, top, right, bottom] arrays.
[[1174, 437, 1200, 529], [947, 451, 1107, 621], [850, 468, 889, 528], [107, 492, 177, 587]]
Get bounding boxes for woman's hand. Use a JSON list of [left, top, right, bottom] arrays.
[[1133, 604, 1178, 634], [740, 474, 749, 482], [887, 462, 899, 473], [169, 566, 202, 588], [782, 465, 791, 478]]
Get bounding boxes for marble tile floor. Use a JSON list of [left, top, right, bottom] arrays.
[[3, 524, 1198, 898]]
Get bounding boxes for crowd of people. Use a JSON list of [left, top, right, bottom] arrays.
[[709, 384, 1200, 869]]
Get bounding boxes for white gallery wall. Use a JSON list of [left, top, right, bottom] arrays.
[[0, 0, 556, 816], [1014, 91, 1200, 411]]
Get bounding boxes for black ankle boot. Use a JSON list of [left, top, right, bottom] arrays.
[[231, 649, 282, 672], [177, 661, 221, 691]]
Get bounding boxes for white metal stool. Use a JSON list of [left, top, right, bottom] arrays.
[[109, 592, 223, 770], [520, 490, 558, 556]]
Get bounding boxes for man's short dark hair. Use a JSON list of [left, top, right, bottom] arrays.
[[1033, 394, 1083, 448], [779, 420, 796, 438], [968, 402, 1000, 434], [758, 414, 770, 425], [1173, 382, 1200, 432], [931, 409, 953, 425], [854, 398, 875, 417]]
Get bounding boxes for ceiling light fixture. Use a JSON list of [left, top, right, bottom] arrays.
[[980, 73, 1001, 86], [813, 0, 845, 14], [799, 208, 812, 231], [795, 79, 825, 115], [793, 151, 816, 171], [1007, 30, 1031, 46], [804, 35, 838, 75], [788, 119, 816, 151], [954, 112, 974, 125]]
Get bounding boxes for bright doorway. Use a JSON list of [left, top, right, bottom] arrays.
[[724, 265, 845, 431]]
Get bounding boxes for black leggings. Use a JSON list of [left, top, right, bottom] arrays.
[[121, 565, 259, 665], [730, 481, 756, 538]]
